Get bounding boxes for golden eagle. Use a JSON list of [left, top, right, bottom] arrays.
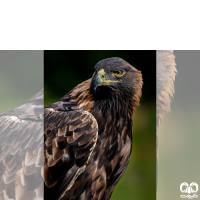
[[0, 90, 43, 200], [44, 57, 143, 200]]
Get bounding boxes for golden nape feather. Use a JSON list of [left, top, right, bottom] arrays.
[[156, 50, 177, 185], [156, 50, 177, 131]]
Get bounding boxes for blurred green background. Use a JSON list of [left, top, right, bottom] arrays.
[[0, 50, 43, 113], [44, 50, 156, 200]]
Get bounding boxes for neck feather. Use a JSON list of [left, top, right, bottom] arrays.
[[64, 78, 141, 119]]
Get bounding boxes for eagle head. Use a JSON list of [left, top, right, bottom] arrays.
[[91, 57, 142, 101]]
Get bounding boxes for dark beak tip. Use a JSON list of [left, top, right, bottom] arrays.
[[92, 76, 98, 92]]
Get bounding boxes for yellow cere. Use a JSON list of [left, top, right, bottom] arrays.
[[102, 80, 118, 85]]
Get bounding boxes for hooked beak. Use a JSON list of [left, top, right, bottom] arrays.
[[93, 69, 118, 91]]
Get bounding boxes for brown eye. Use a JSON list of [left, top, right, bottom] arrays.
[[113, 70, 125, 77]]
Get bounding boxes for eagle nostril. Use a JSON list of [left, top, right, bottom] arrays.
[[101, 75, 105, 79]]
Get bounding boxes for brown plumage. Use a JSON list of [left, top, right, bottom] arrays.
[[44, 57, 143, 200], [0, 90, 43, 200]]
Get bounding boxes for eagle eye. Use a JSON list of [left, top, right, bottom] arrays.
[[113, 70, 125, 77]]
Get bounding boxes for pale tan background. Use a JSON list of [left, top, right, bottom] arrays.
[[157, 50, 200, 199]]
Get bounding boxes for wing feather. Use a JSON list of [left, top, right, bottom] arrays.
[[44, 108, 98, 200], [0, 116, 43, 200], [0, 89, 44, 200]]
